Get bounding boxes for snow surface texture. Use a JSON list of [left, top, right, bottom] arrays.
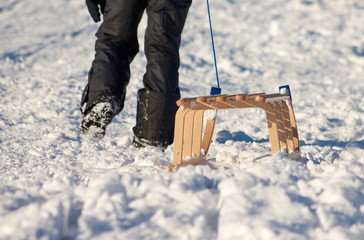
[[1, 0, 364, 239]]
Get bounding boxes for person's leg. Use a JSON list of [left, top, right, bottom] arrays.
[[133, 0, 192, 147], [80, 0, 147, 138]]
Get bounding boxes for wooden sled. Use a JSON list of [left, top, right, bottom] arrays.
[[168, 86, 300, 172]]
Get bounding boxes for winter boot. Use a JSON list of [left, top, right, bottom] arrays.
[[79, 100, 119, 139], [132, 88, 179, 149]]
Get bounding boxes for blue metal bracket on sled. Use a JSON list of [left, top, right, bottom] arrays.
[[279, 85, 292, 100], [210, 87, 221, 95]]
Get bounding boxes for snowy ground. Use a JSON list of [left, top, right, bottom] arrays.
[[1, 0, 364, 239]]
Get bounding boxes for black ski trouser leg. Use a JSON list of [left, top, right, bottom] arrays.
[[81, 0, 147, 115], [133, 0, 192, 147]]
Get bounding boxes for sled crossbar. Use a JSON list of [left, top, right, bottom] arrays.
[[169, 89, 300, 171]]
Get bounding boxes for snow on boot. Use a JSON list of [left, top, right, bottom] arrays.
[[79, 101, 118, 139]]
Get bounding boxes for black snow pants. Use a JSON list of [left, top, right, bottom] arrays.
[[80, 0, 192, 147]]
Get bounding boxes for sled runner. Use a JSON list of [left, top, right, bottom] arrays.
[[168, 86, 300, 172]]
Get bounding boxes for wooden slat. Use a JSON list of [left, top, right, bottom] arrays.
[[287, 101, 300, 153], [273, 102, 288, 153], [192, 110, 204, 157], [173, 108, 190, 164], [182, 110, 196, 160], [281, 102, 295, 153], [201, 115, 217, 155], [262, 104, 280, 154]]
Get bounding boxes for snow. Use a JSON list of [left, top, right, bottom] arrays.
[[0, 0, 364, 239]]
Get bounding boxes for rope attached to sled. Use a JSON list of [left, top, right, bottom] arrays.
[[206, 0, 221, 95]]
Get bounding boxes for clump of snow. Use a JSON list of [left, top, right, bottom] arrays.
[[1, 0, 364, 239], [204, 110, 217, 120]]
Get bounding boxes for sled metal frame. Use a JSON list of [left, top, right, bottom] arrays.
[[169, 89, 300, 171]]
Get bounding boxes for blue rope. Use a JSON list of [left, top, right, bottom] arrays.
[[206, 0, 221, 95]]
